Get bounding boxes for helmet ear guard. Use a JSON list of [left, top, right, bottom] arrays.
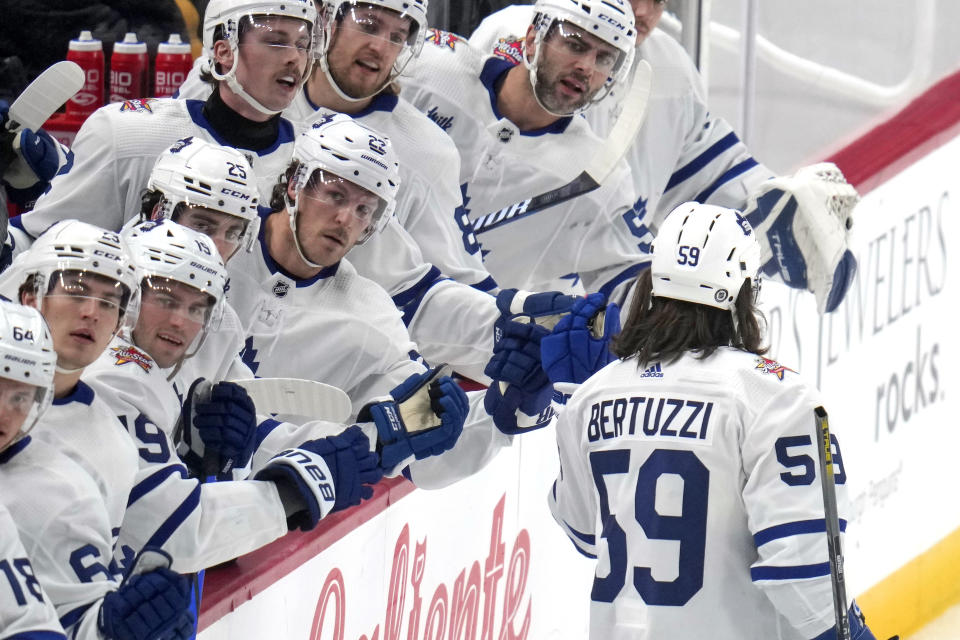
[[650, 202, 762, 312]]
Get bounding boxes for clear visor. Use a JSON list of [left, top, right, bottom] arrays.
[[543, 20, 628, 77], [334, 4, 421, 50], [238, 15, 314, 59], [174, 206, 251, 260], [42, 270, 131, 320], [140, 277, 219, 330], [0, 378, 46, 452], [298, 168, 388, 229]]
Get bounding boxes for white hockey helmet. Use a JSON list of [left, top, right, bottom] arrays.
[[203, 0, 318, 116], [0, 301, 56, 451], [123, 220, 228, 362], [317, 0, 429, 102], [651, 202, 761, 311], [525, 0, 636, 115], [8, 220, 139, 321], [147, 137, 261, 255], [287, 114, 401, 265]]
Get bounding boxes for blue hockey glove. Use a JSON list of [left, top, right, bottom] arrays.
[[811, 601, 890, 640], [494, 288, 578, 342], [98, 549, 194, 640], [180, 379, 257, 479], [541, 293, 621, 385], [483, 319, 554, 434], [255, 426, 381, 530], [0, 99, 64, 206], [358, 366, 468, 470]]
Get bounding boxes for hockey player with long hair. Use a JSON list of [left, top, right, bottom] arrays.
[[546, 202, 878, 639]]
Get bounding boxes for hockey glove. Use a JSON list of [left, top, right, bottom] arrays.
[[812, 601, 888, 640], [358, 366, 468, 470], [541, 293, 622, 386], [1, 101, 65, 207], [180, 379, 257, 480], [98, 548, 194, 640], [483, 318, 554, 434], [494, 288, 578, 342], [255, 426, 381, 530], [744, 162, 859, 313]]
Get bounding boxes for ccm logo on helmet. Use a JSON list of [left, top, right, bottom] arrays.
[[221, 187, 251, 200], [93, 249, 123, 261], [598, 13, 630, 33]]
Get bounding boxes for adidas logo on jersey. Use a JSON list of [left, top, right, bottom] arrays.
[[639, 362, 663, 378]]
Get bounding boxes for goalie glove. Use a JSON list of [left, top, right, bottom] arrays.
[[483, 319, 554, 435], [744, 162, 859, 313], [541, 293, 622, 386], [358, 365, 468, 470]]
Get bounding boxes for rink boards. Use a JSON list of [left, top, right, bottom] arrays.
[[197, 70, 960, 639]]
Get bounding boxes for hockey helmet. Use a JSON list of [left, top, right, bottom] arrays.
[[0, 301, 56, 451], [287, 114, 401, 267], [651, 202, 761, 311], [148, 137, 260, 256], [202, 0, 318, 116], [6, 220, 139, 322], [317, 0, 429, 102], [525, 0, 636, 115]]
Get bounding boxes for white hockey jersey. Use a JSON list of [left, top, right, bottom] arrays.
[[550, 348, 848, 639], [401, 30, 648, 295], [225, 214, 511, 488], [0, 498, 67, 639], [81, 338, 292, 573], [175, 76, 501, 380], [470, 10, 774, 302], [1, 436, 117, 640], [11, 98, 296, 249]]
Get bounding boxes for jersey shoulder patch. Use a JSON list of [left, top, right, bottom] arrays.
[[119, 98, 158, 113], [425, 28, 464, 50], [110, 345, 154, 372], [491, 36, 524, 65], [753, 356, 795, 380]]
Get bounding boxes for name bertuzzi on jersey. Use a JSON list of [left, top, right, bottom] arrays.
[[587, 394, 715, 443]]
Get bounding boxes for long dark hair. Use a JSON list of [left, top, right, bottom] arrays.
[[611, 269, 767, 368]]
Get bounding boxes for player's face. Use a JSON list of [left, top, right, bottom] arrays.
[[175, 207, 249, 262], [134, 279, 214, 369], [0, 379, 41, 451], [630, 0, 667, 44], [325, 4, 414, 99], [233, 16, 312, 111], [27, 271, 126, 371], [534, 22, 622, 114], [289, 169, 381, 266]]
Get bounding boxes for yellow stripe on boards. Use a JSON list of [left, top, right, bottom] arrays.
[[857, 525, 960, 638], [173, 0, 202, 59]]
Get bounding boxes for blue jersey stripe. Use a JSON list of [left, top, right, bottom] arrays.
[[471, 275, 498, 292], [58, 602, 95, 631], [144, 484, 202, 548], [598, 261, 650, 300], [255, 418, 283, 450], [128, 464, 188, 506], [7, 632, 68, 640], [754, 518, 848, 547], [751, 561, 831, 581], [664, 132, 740, 192], [694, 158, 760, 202]]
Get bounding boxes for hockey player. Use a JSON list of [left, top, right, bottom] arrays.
[[7, 0, 318, 252], [227, 115, 557, 487], [468, 1, 859, 313], [547, 202, 878, 639], [0, 300, 194, 640], [401, 0, 648, 298], [5, 220, 382, 576]]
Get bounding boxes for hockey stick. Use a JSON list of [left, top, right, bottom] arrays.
[[230, 377, 353, 424], [814, 406, 851, 640], [472, 58, 653, 235], [4, 61, 85, 133]]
